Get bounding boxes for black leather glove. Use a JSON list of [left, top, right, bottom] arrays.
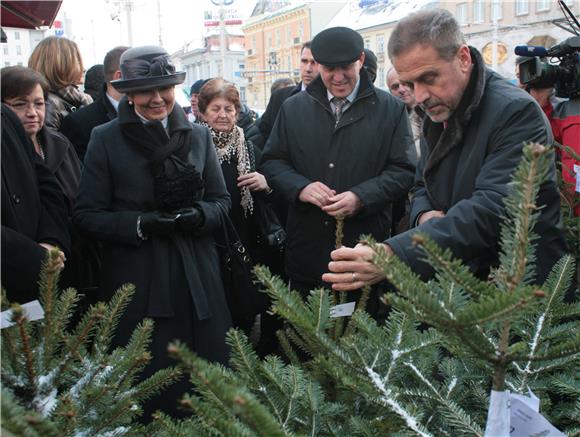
[[174, 207, 205, 234], [139, 212, 177, 237]]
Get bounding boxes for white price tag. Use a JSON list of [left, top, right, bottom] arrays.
[[510, 391, 565, 437], [484, 390, 565, 437], [1, 300, 45, 329], [329, 302, 356, 318]]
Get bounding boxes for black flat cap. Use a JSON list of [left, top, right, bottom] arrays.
[[311, 27, 364, 67]]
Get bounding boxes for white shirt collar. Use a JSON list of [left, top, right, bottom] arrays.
[[106, 92, 120, 112]]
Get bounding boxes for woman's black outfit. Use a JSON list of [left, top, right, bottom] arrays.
[[74, 99, 232, 420], [203, 122, 283, 339]]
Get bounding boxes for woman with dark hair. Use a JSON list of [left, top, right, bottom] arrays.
[[28, 36, 92, 129], [1, 66, 81, 210], [73, 46, 232, 420], [198, 78, 282, 334]]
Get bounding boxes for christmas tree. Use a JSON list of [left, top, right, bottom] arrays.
[[1, 251, 181, 436], [152, 143, 579, 436]]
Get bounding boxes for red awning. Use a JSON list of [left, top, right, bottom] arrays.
[[1, 1, 63, 29]]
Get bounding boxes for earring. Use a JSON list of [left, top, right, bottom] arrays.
[[128, 100, 133, 105]]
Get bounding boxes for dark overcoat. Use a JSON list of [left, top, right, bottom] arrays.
[[260, 70, 416, 284], [73, 106, 232, 416], [60, 84, 117, 162], [1, 104, 70, 302], [258, 83, 301, 143], [388, 48, 567, 284]]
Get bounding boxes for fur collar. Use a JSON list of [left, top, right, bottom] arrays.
[[422, 47, 487, 180]]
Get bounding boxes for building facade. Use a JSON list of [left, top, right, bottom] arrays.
[[1, 27, 46, 68], [242, 1, 346, 110], [171, 30, 248, 103]]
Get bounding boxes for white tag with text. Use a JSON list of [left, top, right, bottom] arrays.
[[1, 300, 45, 329], [329, 302, 356, 318]]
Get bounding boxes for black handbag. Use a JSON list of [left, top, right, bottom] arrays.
[[254, 195, 286, 253], [215, 209, 261, 326]]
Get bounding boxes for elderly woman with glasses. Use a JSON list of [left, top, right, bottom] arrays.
[[73, 46, 232, 420]]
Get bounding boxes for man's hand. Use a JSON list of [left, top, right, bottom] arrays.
[[298, 182, 336, 209], [39, 243, 66, 272], [322, 243, 391, 291], [418, 210, 445, 225], [322, 191, 362, 217]]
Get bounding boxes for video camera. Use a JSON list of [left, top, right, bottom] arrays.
[[514, 35, 580, 99]]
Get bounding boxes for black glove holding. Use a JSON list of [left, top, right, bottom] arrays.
[[139, 212, 178, 237], [174, 207, 205, 234]]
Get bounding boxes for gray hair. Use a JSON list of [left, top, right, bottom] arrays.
[[388, 9, 465, 61]]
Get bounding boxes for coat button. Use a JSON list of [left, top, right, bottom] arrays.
[[324, 220, 330, 226], [328, 162, 335, 168], [12, 194, 20, 204]]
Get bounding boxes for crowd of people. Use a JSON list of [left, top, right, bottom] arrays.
[[1, 8, 577, 421]]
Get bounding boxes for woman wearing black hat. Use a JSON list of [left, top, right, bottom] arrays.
[[73, 46, 232, 420]]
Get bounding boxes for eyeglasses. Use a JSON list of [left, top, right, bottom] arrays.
[[4, 100, 46, 111]]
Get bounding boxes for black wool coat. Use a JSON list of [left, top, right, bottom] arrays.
[[260, 70, 416, 284], [258, 83, 301, 144], [388, 48, 567, 284], [73, 105, 233, 415], [60, 84, 117, 162], [1, 104, 70, 302]]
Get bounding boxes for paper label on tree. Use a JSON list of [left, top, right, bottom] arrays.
[[0, 300, 45, 329], [574, 164, 580, 193], [484, 390, 565, 437], [484, 390, 510, 436], [329, 302, 356, 318], [510, 392, 565, 436]]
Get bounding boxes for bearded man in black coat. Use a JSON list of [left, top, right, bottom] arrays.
[[60, 46, 129, 162], [260, 27, 416, 309], [324, 9, 568, 292]]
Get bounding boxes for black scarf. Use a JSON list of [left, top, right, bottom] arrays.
[[117, 98, 212, 321], [118, 98, 204, 211]]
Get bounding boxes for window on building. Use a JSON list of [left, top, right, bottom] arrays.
[[491, 0, 503, 21], [287, 25, 291, 44], [473, 0, 485, 23], [14, 31, 20, 40], [287, 55, 292, 71], [515, 0, 529, 15], [239, 87, 246, 103], [299, 22, 304, 40], [537, 0, 550, 12], [267, 34, 272, 50], [456, 3, 468, 25], [275, 29, 281, 47], [364, 38, 371, 49], [16, 46, 21, 55], [252, 35, 256, 49], [377, 35, 384, 54], [378, 67, 385, 88], [3, 46, 8, 56]]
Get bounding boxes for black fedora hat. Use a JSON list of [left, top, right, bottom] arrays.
[[311, 27, 364, 67], [111, 45, 185, 93]]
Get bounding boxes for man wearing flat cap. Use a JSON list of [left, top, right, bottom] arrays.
[[260, 26, 416, 309]]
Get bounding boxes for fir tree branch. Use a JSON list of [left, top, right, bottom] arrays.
[[518, 255, 575, 391], [14, 307, 37, 397]]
